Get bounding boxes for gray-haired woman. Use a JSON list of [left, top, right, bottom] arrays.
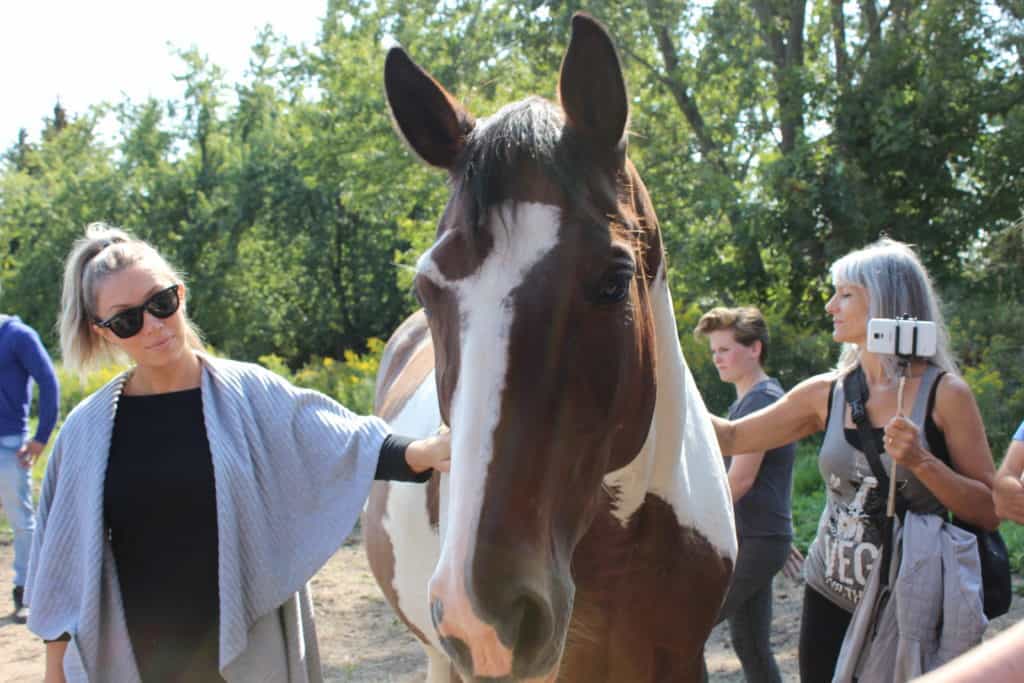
[[711, 238, 997, 682], [28, 223, 450, 683]]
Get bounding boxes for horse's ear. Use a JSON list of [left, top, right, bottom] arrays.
[[558, 13, 629, 150], [385, 47, 475, 170]]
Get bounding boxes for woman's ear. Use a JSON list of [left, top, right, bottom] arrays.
[[92, 321, 117, 347]]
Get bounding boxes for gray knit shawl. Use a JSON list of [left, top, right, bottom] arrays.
[[25, 354, 389, 681]]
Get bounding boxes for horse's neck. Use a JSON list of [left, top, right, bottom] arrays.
[[602, 270, 737, 559]]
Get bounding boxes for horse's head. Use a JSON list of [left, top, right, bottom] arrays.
[[386, 14, 663, 680]]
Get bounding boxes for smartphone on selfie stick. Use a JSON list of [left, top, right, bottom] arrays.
[[866, 317, 938, 516]]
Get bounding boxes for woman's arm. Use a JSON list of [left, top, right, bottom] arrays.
[[885, 375, 999, 530], [374, 430, 452, 482], [993, 439, 1024, 524], [404, 430, 451, 474], [713, 374, 833, 456], [44, 641, 67, 683]]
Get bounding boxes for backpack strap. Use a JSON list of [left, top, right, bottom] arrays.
[[843, 366, 893, 490], [844, 365, 905, 590]]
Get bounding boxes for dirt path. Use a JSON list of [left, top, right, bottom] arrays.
[[1, 529, 1020, 682]]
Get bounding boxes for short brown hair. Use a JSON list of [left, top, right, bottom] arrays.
[[694, 306, 769, 365]]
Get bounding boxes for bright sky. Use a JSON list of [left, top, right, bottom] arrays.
[[1, 0, 328, 150]]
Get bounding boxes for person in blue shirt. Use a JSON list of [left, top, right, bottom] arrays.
[[0, 313, 59, 624]]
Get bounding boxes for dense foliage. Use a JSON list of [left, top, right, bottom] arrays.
[[2, 0, 1023, 454]]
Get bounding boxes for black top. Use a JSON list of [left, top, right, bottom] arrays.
[[104, 388, 222, 682], [102, 389, 428, 680], [725, 378, 796, 539]]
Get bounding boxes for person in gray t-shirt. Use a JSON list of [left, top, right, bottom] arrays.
[[696, 306, 795, 683]]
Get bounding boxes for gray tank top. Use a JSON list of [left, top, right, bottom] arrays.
[[804, 365, 946, 612]]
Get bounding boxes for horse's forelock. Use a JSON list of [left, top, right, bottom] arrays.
[[455, 97, 575, 230], [449, 95, 652, 259]]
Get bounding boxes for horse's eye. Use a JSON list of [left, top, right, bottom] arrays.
[[595, 269, 633, 305]]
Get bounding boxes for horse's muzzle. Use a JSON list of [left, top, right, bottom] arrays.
[[430, 544, 569, 680]]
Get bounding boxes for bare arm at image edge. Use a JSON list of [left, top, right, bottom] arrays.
[[914, 620, 1024, 682], [993, 438, 1024, 525]]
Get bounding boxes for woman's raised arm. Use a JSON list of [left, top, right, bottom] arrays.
[[713, 373, 834, 456]]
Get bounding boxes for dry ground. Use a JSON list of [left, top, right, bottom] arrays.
[[1, 528, 1021, 682]]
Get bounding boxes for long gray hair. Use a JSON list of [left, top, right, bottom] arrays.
[[60, 222, 204, 375], [831, 238, 958, 382]]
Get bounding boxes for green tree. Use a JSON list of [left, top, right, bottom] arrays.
[[1, 0, 1021, 436]]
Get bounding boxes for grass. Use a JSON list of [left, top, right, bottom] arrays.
[[791, 440, 827, 554]]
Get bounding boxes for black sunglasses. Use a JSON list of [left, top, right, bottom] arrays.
[[94, 284, 181, 339]]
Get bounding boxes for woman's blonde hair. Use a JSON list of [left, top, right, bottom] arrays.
[[830, 238, 957, 382], [60, 222, 204, 374]]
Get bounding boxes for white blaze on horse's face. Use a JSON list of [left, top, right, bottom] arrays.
[[417, 201, 561, 679]]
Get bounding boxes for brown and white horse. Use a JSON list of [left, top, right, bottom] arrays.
[[363, 13, 736, 683]]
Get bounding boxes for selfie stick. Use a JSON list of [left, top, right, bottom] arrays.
[[888, 363, 909, 517], [887, 319, 919, 518]]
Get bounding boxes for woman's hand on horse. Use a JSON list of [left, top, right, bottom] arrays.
[[406, 428, 452, 474], [883, 416, 929, 471]]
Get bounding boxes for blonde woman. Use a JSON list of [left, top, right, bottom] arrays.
[[711, 239, 997, 682], [27, 223, 450, 683]]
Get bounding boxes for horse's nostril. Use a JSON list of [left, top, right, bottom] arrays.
[[518, 598, 546, 653], [506, 590, 555, 667]]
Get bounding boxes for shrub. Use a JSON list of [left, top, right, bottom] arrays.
[[791, 441, 825, 554], [55, 363, 129, 419], [260, 337, 385, 416], [948, 298, 1024, 460], [1002, 521, 1024, 576]]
